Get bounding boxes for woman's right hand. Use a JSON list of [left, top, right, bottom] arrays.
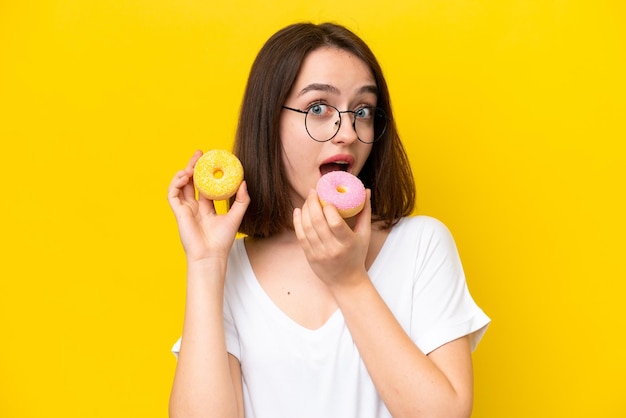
[[167, 150, 250, 264]]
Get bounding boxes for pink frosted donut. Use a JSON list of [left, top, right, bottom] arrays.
[[316, 171, 366, 218]]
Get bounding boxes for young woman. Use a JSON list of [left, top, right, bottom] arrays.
[[168, 22, 490, 418]]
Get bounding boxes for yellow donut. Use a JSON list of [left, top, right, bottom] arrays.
[[193, 149, 244, 200]]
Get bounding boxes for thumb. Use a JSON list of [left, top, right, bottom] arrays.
[[227, 181, 251, 222], [353, 189, 372, 239]]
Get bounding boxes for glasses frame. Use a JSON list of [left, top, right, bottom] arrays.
[[282, 104, 389, 144]]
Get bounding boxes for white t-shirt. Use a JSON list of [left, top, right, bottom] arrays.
[[173, 216, 490, 418]]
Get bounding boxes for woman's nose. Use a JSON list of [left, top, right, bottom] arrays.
[[331, 113, 358, 145]]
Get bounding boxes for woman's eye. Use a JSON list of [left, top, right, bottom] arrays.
[[355, 106, 373, 119], [309, 104, 327, 116]]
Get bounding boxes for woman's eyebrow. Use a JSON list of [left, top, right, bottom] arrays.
[[297, 83, 339, 96], [359, 85, 379, 95], [297, 83, 379, 97]]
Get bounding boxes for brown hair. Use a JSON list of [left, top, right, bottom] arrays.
[[233, 22, 415, 238]]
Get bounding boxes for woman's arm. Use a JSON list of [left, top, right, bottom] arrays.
[[294, 191, 474, 418], [331, 279, 473, 418], [167, 151, 248, 418], [169, 259, 242, 418]]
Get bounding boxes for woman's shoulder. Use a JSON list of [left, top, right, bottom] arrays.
[[388, 215, 459, 254], [393, 215, 453, 235]]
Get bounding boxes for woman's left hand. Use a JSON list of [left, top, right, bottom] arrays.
[[293, 189, 372, 289]]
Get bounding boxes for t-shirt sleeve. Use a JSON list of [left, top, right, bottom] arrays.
[[223, 297, 241, 360], [171, 337, 181, 359], [172, 309, 240, 359], [171, 242, 244, 361], [170, 299, 240, 361], [410, 217, 490, 354]]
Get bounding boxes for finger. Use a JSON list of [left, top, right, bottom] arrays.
[[168, 170, 191, 202], [226, 181, 251, 223], [293, 207, 312, 253], [304, 190, 326, 221], [322, 203, 352, 241], [181, 179, 197, 204], [197, 192, 217, 216], [168, 151, 202, 202], [186, 150, 203, 171], [353, 189, 372, 241], [313, 188, 355, 243], [181, 152, 201, 200], [300, 191, 326, 248]]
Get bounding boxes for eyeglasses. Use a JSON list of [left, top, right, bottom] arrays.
[[282, 103, 388, 144]]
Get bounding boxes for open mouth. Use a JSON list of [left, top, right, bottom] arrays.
[[319, 161, 350, 176]]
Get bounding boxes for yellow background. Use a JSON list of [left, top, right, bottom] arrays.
[[1, 1, 624, 417]]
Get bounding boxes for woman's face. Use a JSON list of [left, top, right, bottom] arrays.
[[280, 46, 377, 208]]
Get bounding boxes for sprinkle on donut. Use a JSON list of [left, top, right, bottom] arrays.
[[316, 171, 366, 218], [193, 149, 244, 200]]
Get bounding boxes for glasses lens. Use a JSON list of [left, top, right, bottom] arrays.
[[355, 107, 387, 143], [305, 105, 339, 142], [304, 105, 388, 143]]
